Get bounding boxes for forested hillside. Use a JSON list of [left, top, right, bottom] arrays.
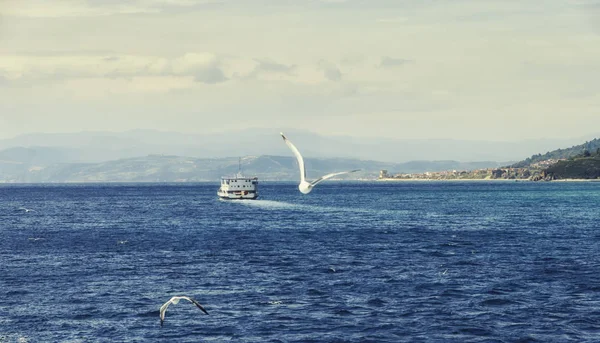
[[511, 138, 600, 168]]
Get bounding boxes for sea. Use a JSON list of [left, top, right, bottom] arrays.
[[1, 181, 600, 342]]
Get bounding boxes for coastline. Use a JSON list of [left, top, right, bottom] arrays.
[[551, 178, 600, 182], [377, 178, 600, 182], [376, 178, 523, 182]]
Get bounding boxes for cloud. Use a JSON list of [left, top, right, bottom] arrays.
[[0, 53, 346, 88], [318, 61, 342, 82], [2, 0, 157, 17], [242, 59, 297, 81], [171, 53, 219, 74], [171, 53, 227, 83], [0, 52, 229, 84], [62, 76, 198, 96], [2, 0, 224, 17], [103, 56, 120, 62], [379, 57, 413, 68], [238, 58, 341, 84], [193, 68, 227, 84], [252, 59, 296, 74]]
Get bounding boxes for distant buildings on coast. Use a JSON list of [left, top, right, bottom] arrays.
[[378, 159, 567, 181]]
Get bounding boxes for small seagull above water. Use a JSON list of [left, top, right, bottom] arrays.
[[18, 207, 35, 213], [280, 132, 360, 194], [160, 296, 208, 326]]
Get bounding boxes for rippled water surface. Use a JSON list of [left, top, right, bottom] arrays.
[[1, 181, 600, 342]]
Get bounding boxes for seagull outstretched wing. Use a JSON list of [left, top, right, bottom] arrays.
[[310, 169, 361, 187], [281, 132, 306, 183]]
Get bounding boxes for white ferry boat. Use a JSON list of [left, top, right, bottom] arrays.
[[217, 159, 259, 200], [217, 175, 259, 200]]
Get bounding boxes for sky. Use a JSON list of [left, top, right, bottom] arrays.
[[1, 0, 599, 141]]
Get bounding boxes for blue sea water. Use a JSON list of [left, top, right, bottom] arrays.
[[1, 181, 600, 342]]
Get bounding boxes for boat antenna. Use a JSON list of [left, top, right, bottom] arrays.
[[238, 157, 242, 176]]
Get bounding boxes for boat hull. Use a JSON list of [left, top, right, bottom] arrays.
[[217, 190, 258, 200]]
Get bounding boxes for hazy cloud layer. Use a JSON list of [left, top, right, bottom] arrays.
[[1, 0, 225, 17], [0, 54, 188, 81], [0, 53, 341, 86], [1, 0, 599, 141], [380, 57, 412, 68]]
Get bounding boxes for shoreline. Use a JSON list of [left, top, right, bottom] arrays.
[[376, 178, 523, 182], [550, 178, 600, 182], [377, 178, 600, 182]]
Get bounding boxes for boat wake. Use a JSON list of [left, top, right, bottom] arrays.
[[228, 200, 406, 217], [228, 199, 338, 213], [234, 200, 301, 210]]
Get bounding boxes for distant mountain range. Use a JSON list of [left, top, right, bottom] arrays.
[[0, 152, 505, 183], [1, 129, 597, 182], [0, 128, 595, 163]]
